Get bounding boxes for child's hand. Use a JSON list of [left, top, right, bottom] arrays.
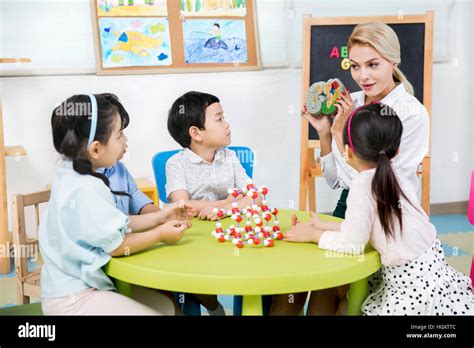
[[291, 214, 301, 227], [302, 103, 332, 137], [226, 194, 238, 201], [331, 88, 353, 135], [161, 200, 196, 222], [157, 220, 190, 244], [198, 206, 219, 221], [283, 222, 323, 244], [309, 211, 326, 229]]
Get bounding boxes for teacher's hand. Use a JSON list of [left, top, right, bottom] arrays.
[[301, 104, 332, 138], [331, 88, 353, 135]]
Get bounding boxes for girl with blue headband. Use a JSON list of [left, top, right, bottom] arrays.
[[40, 94, 193, 315]]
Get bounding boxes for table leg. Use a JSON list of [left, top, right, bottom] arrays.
[[242, 295, 263, 315], [347, 277, 368, 315], [113, 278, 132, 298]]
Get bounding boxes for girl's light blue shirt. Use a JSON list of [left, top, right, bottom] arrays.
[[39, 161, 130, 299]]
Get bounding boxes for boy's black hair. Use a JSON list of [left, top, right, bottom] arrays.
[[167, 91, 220, 148]]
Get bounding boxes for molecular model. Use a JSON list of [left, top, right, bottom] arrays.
[[211, 180, 282, 249]]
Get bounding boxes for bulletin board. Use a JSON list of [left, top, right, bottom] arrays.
[[91, 0, 261, 75]]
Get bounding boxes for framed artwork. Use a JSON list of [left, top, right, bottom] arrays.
[[91, 0, 261, 75]]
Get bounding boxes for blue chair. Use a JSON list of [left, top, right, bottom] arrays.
[[152, 146, 273, 315]]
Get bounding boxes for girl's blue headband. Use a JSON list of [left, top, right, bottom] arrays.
[[87, 94, 98, 149]]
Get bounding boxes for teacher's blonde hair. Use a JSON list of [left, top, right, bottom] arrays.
[[348, 22, 414, 95]]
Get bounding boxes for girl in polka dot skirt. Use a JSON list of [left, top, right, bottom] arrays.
[[280, 103, 474, 315]]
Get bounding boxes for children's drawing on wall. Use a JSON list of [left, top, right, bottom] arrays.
[[97, 0, 168, 17], [98, 17, 172, 68], [180, 0, 246, 17], [183, 19, 247, 64]]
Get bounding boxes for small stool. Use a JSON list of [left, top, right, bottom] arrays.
[[135, 178, 159, 206]]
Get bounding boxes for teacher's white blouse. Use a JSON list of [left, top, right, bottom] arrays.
[[320, 84, 430, 195]]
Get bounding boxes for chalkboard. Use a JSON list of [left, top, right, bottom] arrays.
[[308, 23, 425, 140]]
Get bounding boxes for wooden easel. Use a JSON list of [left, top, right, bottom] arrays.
[[0, 57, 30, 274], [299, 13, 433, 215]]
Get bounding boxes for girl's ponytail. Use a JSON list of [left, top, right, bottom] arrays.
[[343, 103, 415, 240], [372, 150, 405, 239], [72, 158, 113, 190], [59, 128, 81, 159]]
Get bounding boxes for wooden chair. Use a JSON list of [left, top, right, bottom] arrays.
[[11, 189, 50, 304]]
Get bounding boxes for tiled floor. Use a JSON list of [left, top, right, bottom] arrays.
[[1, 214, 473, 313]]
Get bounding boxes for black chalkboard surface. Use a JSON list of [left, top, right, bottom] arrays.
[[308, 23, 425, 140]]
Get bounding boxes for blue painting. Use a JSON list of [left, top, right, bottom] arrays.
[[98, 17, 172, 68], [183, 19, 247, 64]]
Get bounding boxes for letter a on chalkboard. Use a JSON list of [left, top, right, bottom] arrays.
[[329, 47, 340, 58]]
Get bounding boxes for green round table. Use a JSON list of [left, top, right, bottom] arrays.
[[104, 209, 381, 315]]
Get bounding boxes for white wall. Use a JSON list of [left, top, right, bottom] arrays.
[[1, 0, 473, 233], [1, 70, 343, 228], [429, 0, 473, 204], [0, 0, 458, 74]]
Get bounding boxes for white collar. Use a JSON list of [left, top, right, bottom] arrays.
[[354, 83, 406, 107], [183, 147, 226, 164]]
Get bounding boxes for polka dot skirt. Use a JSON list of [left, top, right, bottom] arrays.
[[362, 238, 474, 315]]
